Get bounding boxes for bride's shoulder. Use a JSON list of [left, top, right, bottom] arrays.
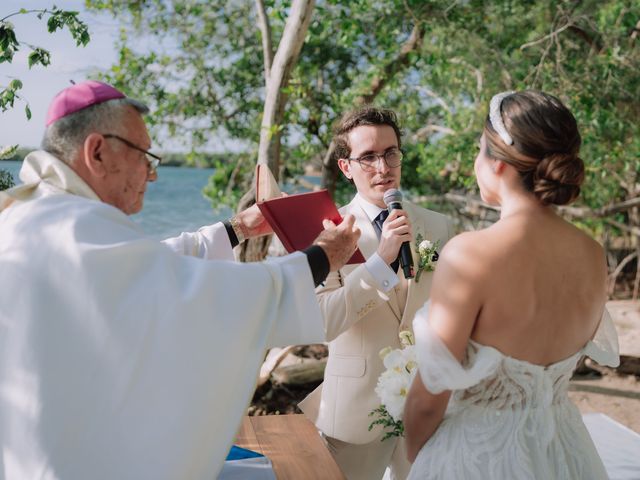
[[565, 218, 604, 251], [438, 230, 496, 268]]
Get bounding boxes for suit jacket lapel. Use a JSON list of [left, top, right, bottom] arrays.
[[345, 199, 378, 260]]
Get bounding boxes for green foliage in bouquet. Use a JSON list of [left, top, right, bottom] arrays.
[[368, 405, 405, 441], [0, 169, 14, 191]]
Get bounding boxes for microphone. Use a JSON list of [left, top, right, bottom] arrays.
[[383, 189, 414, 279]]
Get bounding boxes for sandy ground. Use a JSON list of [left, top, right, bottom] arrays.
[[569, 300, 640, 434]]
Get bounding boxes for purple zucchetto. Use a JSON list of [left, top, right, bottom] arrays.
[[45, 80, 148, 126]]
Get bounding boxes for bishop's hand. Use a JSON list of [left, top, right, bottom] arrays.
[[313, 214, 361, 271]]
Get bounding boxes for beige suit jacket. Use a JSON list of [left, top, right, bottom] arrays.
[[299, 197, 454, 444]]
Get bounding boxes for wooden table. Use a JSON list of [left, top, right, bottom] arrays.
[[236, 414, 346, 479]]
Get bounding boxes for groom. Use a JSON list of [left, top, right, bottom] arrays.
[[300, 107, 455, 479]]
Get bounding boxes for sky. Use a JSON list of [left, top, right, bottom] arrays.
[[1, 1, 121, 149]]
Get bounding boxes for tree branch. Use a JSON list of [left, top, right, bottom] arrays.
[[411, 124, 456, 142], [559, 196, 640, 218], [414, 193, 640, 226], [604, 218, 640, 238], [520, 22, 573, 50], [255, 0, 273, 83], [449, 58, 483, 95], [1, 9, 49, 22], [567, 25, 603, 51], [415, 86, 452, 112], [608, 251, 637, 296], [357, 23, 425, 105], [631, 20, 640, 40]]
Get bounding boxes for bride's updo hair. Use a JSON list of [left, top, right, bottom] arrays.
[[484, 91, 584, 206]]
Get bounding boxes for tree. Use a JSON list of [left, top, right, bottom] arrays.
[[88, 0, 639, 294], [0, 6, 90, 120], [0, 6, 90, 188]]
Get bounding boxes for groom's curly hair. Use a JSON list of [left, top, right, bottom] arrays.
[[332, 106, 403, 162]]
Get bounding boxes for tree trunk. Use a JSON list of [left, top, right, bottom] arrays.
[[257, 0, 316, 176], [271, 359, 327, 385], [239, 0, 316, 263]]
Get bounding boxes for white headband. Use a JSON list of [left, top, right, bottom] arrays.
[[489, 91, 515, 145]]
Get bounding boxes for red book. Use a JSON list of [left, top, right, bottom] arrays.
[[255, 166, 364, 264]]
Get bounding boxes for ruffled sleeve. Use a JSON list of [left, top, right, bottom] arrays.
[[412, 302, 502, 394], [583, 307, 620, 367]]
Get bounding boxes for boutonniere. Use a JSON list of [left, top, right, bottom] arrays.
[[415, 233, 440, 283]]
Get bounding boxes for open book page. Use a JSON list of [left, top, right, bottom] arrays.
[[255, 164, 281, 202]]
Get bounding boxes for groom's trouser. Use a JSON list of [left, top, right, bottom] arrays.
[[323, 434, 411, 480]]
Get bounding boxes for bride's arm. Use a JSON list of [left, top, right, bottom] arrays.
[[404, 232, 484, 462], [404, 376, 450, 462]]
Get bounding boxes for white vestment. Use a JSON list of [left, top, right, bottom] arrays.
[[0, 151, 324, 480]]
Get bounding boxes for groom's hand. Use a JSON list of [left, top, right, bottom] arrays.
[[313, 214, 361, 271], [377, 209, 412, 265], [233, 203, 273, 239]]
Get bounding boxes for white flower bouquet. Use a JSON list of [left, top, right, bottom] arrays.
[[368, 330, 418, 440]]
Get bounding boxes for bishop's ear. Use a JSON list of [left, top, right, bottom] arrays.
[[82, 133, 107, 178]]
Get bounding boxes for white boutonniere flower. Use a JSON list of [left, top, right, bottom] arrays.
[[368, 330, 418, 440], [415, 233, 440, 283]]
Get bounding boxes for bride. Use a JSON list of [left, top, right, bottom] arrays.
[[404, 90, 619, 479]]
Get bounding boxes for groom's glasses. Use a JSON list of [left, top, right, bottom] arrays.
[[348, 148, 403, 172], [103, 134, 162, 174]]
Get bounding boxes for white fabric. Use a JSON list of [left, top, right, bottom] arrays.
[[354, 192, 385, 223], [163, 223, 235, 260], [0, 150, 100, 210], [0, 152, 325, 480], [365, 252, 399, 292], [408, 302, 620, 480], [583, 413, 640, 480]]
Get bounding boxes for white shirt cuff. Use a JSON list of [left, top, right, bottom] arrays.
[[162, 222, 234, 260], [365, 252, 399, 292]]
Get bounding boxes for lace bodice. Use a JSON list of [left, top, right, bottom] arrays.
[[408, 304, 620, 480], [450, 343, 581, 412]]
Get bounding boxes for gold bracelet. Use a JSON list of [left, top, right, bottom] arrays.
[[229, 216, 246, 244]]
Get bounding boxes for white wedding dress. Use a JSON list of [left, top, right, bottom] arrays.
[[408, 304, 620, 480]]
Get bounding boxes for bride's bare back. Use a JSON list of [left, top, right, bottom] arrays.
[[465, 207, 605, 365]]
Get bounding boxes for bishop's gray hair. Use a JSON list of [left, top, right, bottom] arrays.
[[41, 98, 149, 165]]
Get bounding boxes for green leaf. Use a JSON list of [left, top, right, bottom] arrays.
[[27, 50, 41, 68], [8, 79, 22, 90], [27, 48, 51, 68], [25, 104, 31, 120], [0, 168, 16, 190]]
